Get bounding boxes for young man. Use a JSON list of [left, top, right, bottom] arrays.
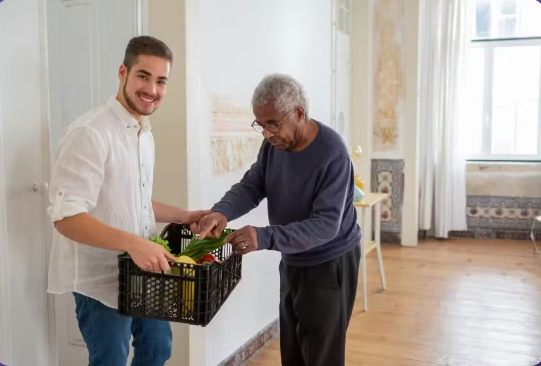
[[47, 36, 207, 366], [198, 74, 361, 366]]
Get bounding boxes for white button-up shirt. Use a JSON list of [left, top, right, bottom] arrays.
[[47, 97, 156, 309]]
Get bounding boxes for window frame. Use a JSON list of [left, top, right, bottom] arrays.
[[467, 36, 541, 162]]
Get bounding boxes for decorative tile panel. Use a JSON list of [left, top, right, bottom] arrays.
[[371, 159, 404, 236]]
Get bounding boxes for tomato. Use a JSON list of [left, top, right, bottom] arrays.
[[196, 253, 217, 264]]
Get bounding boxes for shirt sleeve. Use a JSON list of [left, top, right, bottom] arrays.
[[255, 156, 352, 253], [47, 126, 107, 223]]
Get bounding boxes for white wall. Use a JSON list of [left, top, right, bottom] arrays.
[[185, 0, 333, 364], [0, 0, 51, 365], [147, 1, 191, 364], [350, 0, 373, 188], [349, 0, 420, 246]]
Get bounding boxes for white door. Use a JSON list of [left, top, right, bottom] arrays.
[[46, 0, 144, 364], [0, 1, 52, 365]]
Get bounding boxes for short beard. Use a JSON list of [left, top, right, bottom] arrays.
[[123, 79, 156, 117]]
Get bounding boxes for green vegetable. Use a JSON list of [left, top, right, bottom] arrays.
[[149, 236, 171, 253], [178, 229, 233, 262]]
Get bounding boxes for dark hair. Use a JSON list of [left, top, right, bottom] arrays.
[[123, 36, 173, 70]]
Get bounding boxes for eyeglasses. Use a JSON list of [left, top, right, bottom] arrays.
[[251, 109, 295, 134]]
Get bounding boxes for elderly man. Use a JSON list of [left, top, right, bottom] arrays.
[[198, 74, 361, 366]]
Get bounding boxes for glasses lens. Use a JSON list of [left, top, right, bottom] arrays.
[[266, 124, 279, 133], [252, 122, 264, 133]]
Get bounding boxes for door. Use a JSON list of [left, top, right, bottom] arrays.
[[46, 0, 144, 364], [0, 1, 52, 365]]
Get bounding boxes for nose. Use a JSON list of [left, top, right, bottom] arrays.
[[262, 128, 273, 139], [144, 84, 157, 97]]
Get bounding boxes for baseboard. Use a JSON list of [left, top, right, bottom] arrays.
[[449, 228, 541, 241], [217, 319, 279, 366]]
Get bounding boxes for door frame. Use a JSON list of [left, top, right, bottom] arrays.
[[0, 53, 13, 366], [44, 2, 148, 365]]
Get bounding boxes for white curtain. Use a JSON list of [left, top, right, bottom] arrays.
[[418, 0, 469, 238]]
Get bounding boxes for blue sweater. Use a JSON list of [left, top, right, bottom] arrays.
[[211, 121, 361, 266]]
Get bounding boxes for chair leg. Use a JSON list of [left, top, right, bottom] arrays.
[[375, 202, 387, 290], [362, 207, 369, 311]]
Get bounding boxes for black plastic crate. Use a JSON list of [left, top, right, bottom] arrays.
[[118, 223, 242, 326]]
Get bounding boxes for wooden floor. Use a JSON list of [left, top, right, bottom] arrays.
[[246, 239, 541, 366]]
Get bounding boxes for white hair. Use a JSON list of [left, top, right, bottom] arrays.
[[251, 74, 309, 119]]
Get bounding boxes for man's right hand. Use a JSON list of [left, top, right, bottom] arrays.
[[128, 238, 177, 272], [198, 212, 228, 239]]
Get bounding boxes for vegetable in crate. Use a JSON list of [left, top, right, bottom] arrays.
[[149, 236, 171, 253], [179, 228, 233, 262], [172, 256, 196, 316], [196, 253, 217, 264]]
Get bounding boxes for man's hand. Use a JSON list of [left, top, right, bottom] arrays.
[[224, 226, 258, 255], [198, 212, 228, 239], [182, 209, 211, 233], [128, 237, 177, 272]]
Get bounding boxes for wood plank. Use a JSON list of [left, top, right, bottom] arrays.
[[246, 239, 541, 366]]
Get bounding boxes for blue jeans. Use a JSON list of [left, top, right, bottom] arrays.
[[73, 293, 172, 366]]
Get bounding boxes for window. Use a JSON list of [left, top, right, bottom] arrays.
[[464, 0, 541, 160]]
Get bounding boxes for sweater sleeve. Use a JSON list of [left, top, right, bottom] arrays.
[[255, 156, 352, 253], [211, 148, 267, 221]]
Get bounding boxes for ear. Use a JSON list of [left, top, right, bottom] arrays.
[[296, 106, 306, 122], [118, 64, 128, 83]]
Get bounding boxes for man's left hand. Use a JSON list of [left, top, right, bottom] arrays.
[[224, 226, 258, 255], [182, 210, 211, 233]]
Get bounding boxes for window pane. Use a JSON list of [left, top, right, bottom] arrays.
[[499, 18, 517, 37], [519, 0, 541, 37], [491, 106, 515, 154], [501, 0, 517, 15], [462, 47, 485, 155], [475, 0, 492, 38], [491, 45, 541, 155], [473, 0, 541, 39], [517, 100, 539, 154]]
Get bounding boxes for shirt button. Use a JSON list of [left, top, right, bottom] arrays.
[[142, 183, 146, 187]]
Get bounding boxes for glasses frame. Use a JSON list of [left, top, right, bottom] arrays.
[[251, 109, 295, 134]]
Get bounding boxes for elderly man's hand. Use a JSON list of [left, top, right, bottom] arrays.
[[224, 226, 258, 255], [198, 212, 228, 239]]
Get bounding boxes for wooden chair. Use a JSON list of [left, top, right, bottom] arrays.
[[354, 193, 388, 311]]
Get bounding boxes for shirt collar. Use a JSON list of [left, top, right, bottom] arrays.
[[107, 96, 152, 133]]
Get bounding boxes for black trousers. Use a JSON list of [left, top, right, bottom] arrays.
[[279, 245, 361, 366]]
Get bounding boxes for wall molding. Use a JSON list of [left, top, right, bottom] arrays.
[[217, 319, 279, 366]]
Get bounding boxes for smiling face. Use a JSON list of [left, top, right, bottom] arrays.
[[117, 55, 170, 120]]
